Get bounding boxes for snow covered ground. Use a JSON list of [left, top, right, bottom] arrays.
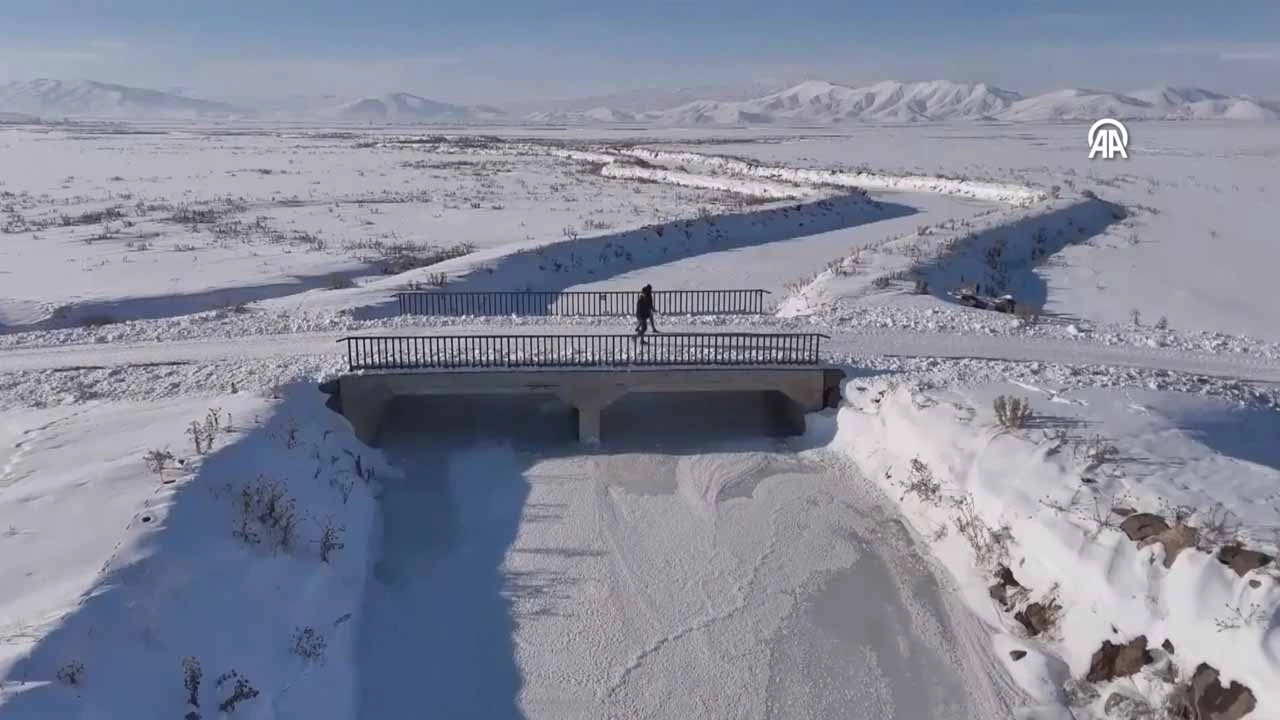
[[0, 128, 768, 331], [360, 396, 1022, 718], [653, 123, 1280, 342], [1, 120, 1278, 719]]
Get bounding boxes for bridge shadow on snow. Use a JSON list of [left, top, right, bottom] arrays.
[[353, 193, 917, 320]]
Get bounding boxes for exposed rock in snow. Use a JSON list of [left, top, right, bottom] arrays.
[[1086, 636, 1153, 682], [1216, 545, 1274, 577], [1176, 663, 1257, 720], [1119, 513, 1169, 542]]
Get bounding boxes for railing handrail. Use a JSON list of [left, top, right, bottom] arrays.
[[339, 332, 829, 371], [393, 289, 774, 296], [393, 289, 773, 317], [337, 332, 828, 341]]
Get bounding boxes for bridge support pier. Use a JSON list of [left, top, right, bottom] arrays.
[[556, 387, 626, 445]]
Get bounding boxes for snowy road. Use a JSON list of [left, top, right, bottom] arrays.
[[359, 400, 1024, 718], [2, 323, 1279, 383]]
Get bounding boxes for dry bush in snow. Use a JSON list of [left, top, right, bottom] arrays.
[[1196, 503, 1243, 551], [951, 494, 1013, 569], [233, 477, 298, 552], [1078, 435, 1120, 471], [895, 457, 942, 505], [188, 420, 213, 455], [1214, 602, 1269, 633], [291, 627, 328, 662], [993, 395, 1033, 430], [319, 517, 345, 563], [56, 660, 85, 687], [183, 656, 203, 720], [143, 447, 176, 481], [215, 670, 259, 713]]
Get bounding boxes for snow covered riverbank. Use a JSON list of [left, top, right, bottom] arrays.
[[0, 387, 394, 719], [828, 378, 1280, 718]]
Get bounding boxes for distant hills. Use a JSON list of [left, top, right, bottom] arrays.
[[2, 77, 1276, 125], [0, 79, 240, 119], [580, 80, 1280, 125], [332, 93, 505, 123]]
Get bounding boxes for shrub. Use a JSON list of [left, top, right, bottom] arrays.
[[319, 518, 345, 563], [188, 420, 213, 455], [993, 395, 1033, 430], [233, 477, 298, 551], [1079, 435, 1119, 470], [215, 670, 259, 713], [183, 656, 203, 720], [897, 457, 942, 505], [291, 627, 328, 661], [951, 494, 1012, 569], [56, 660, 85, 687], [144, 447, 176, 480]]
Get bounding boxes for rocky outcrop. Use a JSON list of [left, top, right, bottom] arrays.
[[1014, 600, 1059, 637], [1139, 522, 1198, 568], [1217, 545, 1274, 577], [1087, 635, 1153, 682], [1167, 663, 1257, 720], [988, 565, 1024, 610], [1120, 513, 1169, 542]]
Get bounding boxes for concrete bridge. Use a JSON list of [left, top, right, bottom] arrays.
[[321, 333, 843, 445]]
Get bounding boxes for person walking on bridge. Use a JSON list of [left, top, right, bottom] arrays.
[[634, 284, 659, 342]]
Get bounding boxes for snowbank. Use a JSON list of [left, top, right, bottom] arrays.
[[0, 385, 395, 719], [826, 379, 1280, 716], [619, 147, 1050, 205], [599, 162, 815, 200]]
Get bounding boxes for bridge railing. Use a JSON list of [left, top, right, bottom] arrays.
[[341, 333, 828, 371], [395, 289, 771, 317]]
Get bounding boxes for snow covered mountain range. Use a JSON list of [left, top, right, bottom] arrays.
[[2, 78, 1277, 124], [611, 80, 1280, 125]]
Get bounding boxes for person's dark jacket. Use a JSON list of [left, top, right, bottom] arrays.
[[636, 290, 654, 319]]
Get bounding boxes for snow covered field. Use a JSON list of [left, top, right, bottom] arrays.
[[0, 127, 767, 331], [1, 119, 1278, 719], [654, 123, 1280, 342]]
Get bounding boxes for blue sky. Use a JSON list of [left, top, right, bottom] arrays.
[[2, 1, 1278, 106]]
